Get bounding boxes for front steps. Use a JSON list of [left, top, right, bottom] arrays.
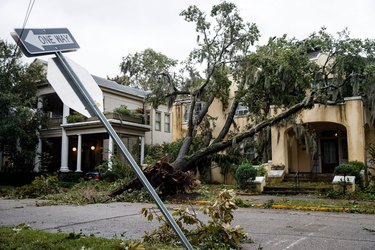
[[283, 173, 334, 182], [262, 185, 332, 195], [263, 173, 333, 195]]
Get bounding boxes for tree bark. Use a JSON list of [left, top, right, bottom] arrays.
[[109, 158, 195, 197]]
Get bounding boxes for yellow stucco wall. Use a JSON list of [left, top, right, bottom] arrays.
[[272, 97, 368, 173], [271, 125, 288, 172], [172, 104, 184, 141], [345, 98, 366, 163]]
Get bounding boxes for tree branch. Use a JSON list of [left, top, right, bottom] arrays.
[[187, 95, 197, 138], [183, 91, 315, 169], [212, 78, 246, 143], [193, 95, 215, 126]]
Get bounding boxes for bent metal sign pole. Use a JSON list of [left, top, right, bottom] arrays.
[[12, 28, 193, 250]]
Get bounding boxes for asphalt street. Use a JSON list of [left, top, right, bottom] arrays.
[[0, 198, 374, 249]]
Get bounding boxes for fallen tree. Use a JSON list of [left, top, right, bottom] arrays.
[[110, 2, 375, 196], [110, 93, 314, 197], [109, 158, 198, 197]]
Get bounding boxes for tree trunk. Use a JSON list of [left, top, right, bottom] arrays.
[[109, 158, 196, 197], [172, 92, 315, 172]]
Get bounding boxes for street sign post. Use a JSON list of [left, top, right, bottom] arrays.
[[12, 28, 79, 56], [12, 28, 193, 249]]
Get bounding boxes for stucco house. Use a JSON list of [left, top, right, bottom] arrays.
[[271, 96, 373, 175], [172, 52, 375, 182], [271, 51, 375, 177], [34, 59, 173, 173]]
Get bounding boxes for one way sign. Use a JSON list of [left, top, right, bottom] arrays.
[[12, 28, 79, 57]]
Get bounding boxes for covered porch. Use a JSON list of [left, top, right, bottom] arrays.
[[38, 109, 149, 173], [285, 122, 348, 174], [271, 97, 367, 176]]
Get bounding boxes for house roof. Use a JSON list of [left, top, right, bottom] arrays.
[[308, 50, 320, 60], [92, 75, 147, 98], [33, 59, 148, 99]]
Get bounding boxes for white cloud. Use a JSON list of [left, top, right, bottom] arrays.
[[1, 0, 374, 77]]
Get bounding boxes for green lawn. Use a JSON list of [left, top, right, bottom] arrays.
[[0, 225, 181, 250], [270, 198, 375, 213]]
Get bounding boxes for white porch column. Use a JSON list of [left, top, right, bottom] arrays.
[[140, 136, 145, 165], [76, 134, 82, 172], [34, 138, 42, 172], [60, 104, 70, 172], [34, 96, 44, 172], [108, 136, 114, 170]]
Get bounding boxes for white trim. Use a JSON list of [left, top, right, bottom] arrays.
[[60, 128, 69, 172], [61, 119, 150, 130], [140, 136, 145, 164], [108, 136, 113, 170], [344, 96, 362, 101], [76, 134, 82, 172]]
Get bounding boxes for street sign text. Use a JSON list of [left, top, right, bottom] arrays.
[[12, 28, 79, 56]]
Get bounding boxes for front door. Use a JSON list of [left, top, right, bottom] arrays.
[[321, 139, 339, 173]]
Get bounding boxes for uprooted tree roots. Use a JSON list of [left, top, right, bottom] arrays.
[[109, 159, 199, 197]]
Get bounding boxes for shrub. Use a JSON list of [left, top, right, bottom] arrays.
[[256, 164, 268, 176], [365, 183, 375, 194], [58, 172, 84, 183], [113, 105, 143, 119], [347, 161, 366, 171], [235, 162, 257, 189], [14, 175, 59, 198], [144, 140, 183, 165], [97, 155, 135, 182], [66, 112, 87, 123], [334, 161, 365, 186]]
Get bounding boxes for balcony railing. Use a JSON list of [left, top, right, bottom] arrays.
[[45, 117, 63, 128], [44, 112, 144, 129]]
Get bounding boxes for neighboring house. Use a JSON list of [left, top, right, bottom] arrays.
[[271, 51, 375, 175], [271, 96, 373, 175], [34, 59, 172, 173], [144, 104, 173, 145], [172, 52, 375, 182]]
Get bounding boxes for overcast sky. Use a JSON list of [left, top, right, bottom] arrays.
[[1, 0, 375, 78]]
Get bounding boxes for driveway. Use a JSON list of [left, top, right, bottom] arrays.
[[0, 198, 374, 249]]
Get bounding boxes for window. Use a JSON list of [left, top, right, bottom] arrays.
[[183, 102, 206, 123], [145, 111, 150, 125], [183, 104, 190, 123], [194, 102, 203, 115], [155, 111, 161, 131], [235, 104, 249, 116], [164, 113, 170, 133]]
